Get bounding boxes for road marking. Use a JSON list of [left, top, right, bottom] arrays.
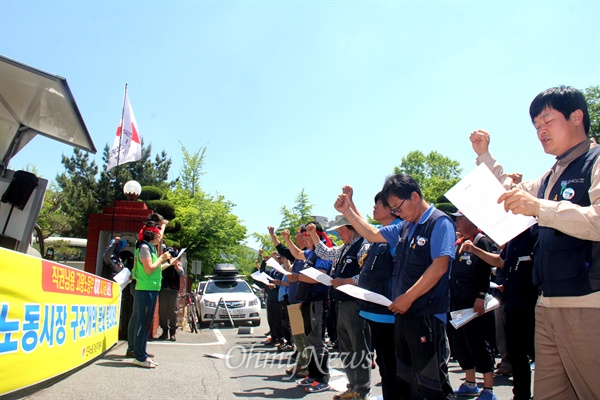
[[150, 329, 227, 346]]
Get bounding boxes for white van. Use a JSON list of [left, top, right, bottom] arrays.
[[43, 237, 87, 270]]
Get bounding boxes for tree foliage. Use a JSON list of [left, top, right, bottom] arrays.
[[584, 85, 600, 144], [54, 149, 100, 237], [37, 182, 73, 238], [252, 189, 316, 254], [393, 150, 462, 203], [168, 188, 247, 279], [178, 143, 207, 197]]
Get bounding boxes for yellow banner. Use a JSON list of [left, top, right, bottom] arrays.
[[0, 248, 120, 395]]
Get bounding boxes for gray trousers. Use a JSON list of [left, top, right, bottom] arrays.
[[336, 300, 372, 394]]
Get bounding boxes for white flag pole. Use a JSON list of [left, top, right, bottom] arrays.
[[110, 84, 128, 236]]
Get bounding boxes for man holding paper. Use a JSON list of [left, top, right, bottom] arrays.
[[334, 174, 455, 400], [470, 86, 599, 400], [306, 215, 371, 400], [281, 223, 333, 393]]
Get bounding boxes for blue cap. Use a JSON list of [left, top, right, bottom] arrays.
[[110, 238, 127, 253]]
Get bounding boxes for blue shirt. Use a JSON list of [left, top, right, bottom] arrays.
[[278, 274, 289, 302], [379, 204, 455, 322]]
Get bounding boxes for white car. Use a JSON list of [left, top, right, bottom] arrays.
[[199, 276, 261, 328]]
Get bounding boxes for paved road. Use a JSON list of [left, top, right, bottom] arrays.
[[8, 309, 525, 400]]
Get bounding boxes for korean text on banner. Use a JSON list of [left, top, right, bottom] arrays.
[[0, 248, 121, 396]]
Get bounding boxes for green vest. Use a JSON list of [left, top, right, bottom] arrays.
[[134, 241, 161, 291]]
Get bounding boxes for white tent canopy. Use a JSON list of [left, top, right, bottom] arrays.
[[0, 55, 96, 175]]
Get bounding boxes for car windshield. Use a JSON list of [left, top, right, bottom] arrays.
[[204, 280, 252, 294]]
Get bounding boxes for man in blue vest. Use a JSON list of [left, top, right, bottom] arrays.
[[306, 215, 370, 400], [470, 85, 600, 399], [334, 174, 456, 400]]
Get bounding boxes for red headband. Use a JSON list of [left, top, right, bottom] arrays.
[[318, 231, 333, 248], [138, 226, 161, 241]]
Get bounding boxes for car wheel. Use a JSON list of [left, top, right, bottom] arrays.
[[200, 319, 211, 329]]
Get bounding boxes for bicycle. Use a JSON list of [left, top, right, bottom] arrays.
[[185, 293, 199, 333]]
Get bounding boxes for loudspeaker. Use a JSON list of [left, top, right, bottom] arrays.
[[1, 170, 39, 210]]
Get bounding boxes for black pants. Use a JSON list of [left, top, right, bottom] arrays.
[[266, 300, 284, 342], [279, 299, 292, 343], [369, 319, 401, 400], [395, 314, 453, 400], [158, 289, 178, 337], [325, 299, 338, 343], [450, 310, 495, 374], [505, 305, 535, 400]]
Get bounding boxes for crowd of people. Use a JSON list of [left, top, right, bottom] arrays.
[[98, 85, 597, 399], [252, 85, 599, 400]]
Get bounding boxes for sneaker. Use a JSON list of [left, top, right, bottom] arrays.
[[132, 359, 155, 368], [475, 389, 497, 400], [169, 336, 176, 342], [158, 333, 168, 340], [278, 344, 295, 352], [494, 366, 512, 376], [296, 377, 315, 387], [333, 389, 361, 399], [454, 383, 479, 397], [306, 381, 330, 393], [125, 350, 154, 358], [147, 358, 158, 366]]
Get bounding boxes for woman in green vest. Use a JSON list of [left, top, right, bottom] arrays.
[[132, 220, 172, 368]]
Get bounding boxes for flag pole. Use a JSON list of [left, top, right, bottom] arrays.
[[110, 84, 128, 238]]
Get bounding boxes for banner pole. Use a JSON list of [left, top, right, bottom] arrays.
[[110, 84, 128, 238]]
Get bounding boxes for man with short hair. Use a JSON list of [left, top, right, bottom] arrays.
[[470, 85, 600, 399], [306, 210, 371, 400], [282, 222, 333, 394], [334, 174, 455, 400]]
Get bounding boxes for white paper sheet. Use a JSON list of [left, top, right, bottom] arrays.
[[299, 267, 332, 286], [250, 271, 274, 286], [450, 294, 500, 329], [266, 257, 291, 275], [445, 164, 537, 246], [335, 284, 392, 307], [113, 267, 131, 291]]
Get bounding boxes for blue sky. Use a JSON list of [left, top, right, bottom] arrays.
[[1, 1, 599, 250]]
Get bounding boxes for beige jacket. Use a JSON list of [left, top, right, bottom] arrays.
[[477, 139, 600, 308]]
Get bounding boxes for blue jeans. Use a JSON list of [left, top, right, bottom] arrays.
[[127, 282, 137, 351], [133, 290, 159, 362]]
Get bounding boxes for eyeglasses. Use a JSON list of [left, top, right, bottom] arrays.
[[389, 199, 407, 216]]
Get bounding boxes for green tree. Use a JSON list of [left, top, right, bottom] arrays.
[[252, 189, 315, 253], [168, 188, 247, 280], [54, 149, 100, 237], [178, 143, 207, 197], [36, 182, 73, 238], [584, 85, 599, 143], [393, 150, 462, 203]]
